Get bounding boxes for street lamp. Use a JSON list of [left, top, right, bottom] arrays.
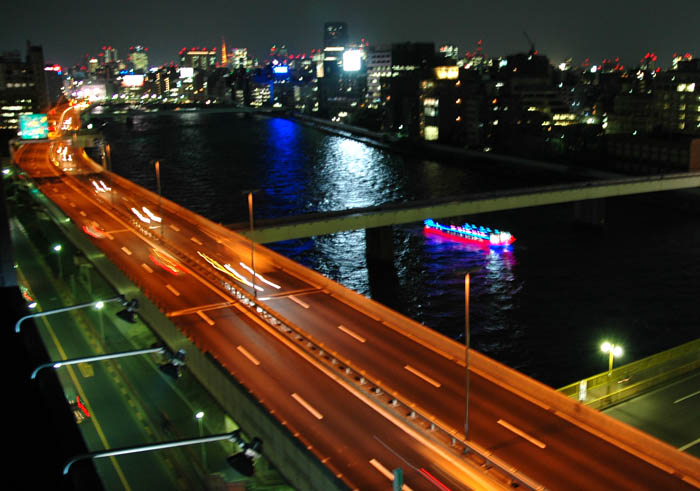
[[195, 411, 205, 468], [15, 295, 127, 333], [154, 160, 163, 236], [52, 243, 63, 278], [464, 273, 470, 441], [243, 190, 260, 298], [601, 341, 623, 375]]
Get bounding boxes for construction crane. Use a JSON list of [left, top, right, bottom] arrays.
[[523, 31, 536, 56]]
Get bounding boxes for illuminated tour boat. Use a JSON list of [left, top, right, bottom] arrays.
[[424, 218, 515, 247]]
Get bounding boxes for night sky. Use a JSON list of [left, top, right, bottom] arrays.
[[2, 0, 698, 68]]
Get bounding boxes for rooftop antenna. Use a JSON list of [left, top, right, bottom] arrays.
[[523, 31, 536, 56]]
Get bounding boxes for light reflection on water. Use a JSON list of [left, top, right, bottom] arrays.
[[103, 111, 700, 387]]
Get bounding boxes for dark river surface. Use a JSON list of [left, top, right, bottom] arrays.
[[100, 109, 700, 388]]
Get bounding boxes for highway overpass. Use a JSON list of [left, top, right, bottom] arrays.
[[10, 134, 700, 490], [232, 173, 700, 244]]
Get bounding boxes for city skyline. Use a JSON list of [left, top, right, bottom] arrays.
[[2, 0, 698, 68]]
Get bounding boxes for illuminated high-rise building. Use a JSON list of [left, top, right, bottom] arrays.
[[231, 48, 249, 69], [99, 46, 118, 66], [439, 45, 459, 61], [179, 47, 217, 73], [0, 42, 50, 129], [129, 46, 149, 73], [221, 37, 228, 67]]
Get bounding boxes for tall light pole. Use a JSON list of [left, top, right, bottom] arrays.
[[15, 295, 126, 333], [195, 411, 205, 468], [154, 160, 163, 236], [601, 341, 623, 375], [464, 273, 470, 440], [246, 190, 257, 298]]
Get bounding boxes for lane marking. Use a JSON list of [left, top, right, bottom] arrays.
[[121, 246, 132, 255], [291, 393, 323, 420], [289, 295, 310, 309], [190, 236, 203, 245], [404, 365, 441, 388], [170, 224, 180, 232], [70, 202, 76, 207], [679, 437, 700, 452], [674, 390, 700, 404], [79, 210, 87, 217], [141, 263, 153, 273], [197, 310, 215, 326], [497, 419, 547, 449], [165, 284, 180, 297], [337, 325, 366, 343], [237, 345, 261, 366], [369, 459, 413, 491]]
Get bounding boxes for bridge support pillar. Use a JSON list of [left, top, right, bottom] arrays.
[[365, 226, 394, 265], [574, 199, 606, 227], [365, 225, 401, 310]]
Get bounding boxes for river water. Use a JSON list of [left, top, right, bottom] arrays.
[[100, 110, 700, 388]]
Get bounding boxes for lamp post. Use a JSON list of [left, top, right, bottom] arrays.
[[464, 273, 470, 441], [16, 295, 126, 333], [601, 341, 623, 375], [244, 190, 259, 298], [53, 243, 63, 278], [31, 346, 165, 379], [64, 431, 242, 476], [154, 160, 163, 236], [195, 411, 205, 468]]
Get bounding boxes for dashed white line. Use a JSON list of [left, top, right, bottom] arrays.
[[679, 437, 700, 452], [337, 325, 366, 343], [237, 345, 261, 366], [369, 459, 413, 491], [289, 295, 310, 309], [141, 263, 153, 273], [291, 393, 323, 420], [404, 365, 441, 388], [190, 236, 203, 245], [497, 419, 547, 449], [79, 211, 87, 217], [196, 310, 215, 326], [69, 202, 76, 207], [674, 390, 700, 404], [121, 246, 132, 255], [166, 284, 180, 296], [170, 224, 181, 232]]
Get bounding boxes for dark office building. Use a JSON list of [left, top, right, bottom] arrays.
[[324, 22, 348, 49], [0, 42, 50, 131]]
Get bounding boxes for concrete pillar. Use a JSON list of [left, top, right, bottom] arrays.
[[365, 226, 394, 265], [574, 199, 606, 227], [365, 226, 402, 311]]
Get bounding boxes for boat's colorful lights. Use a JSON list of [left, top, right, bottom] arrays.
[[424, 219, 515, 247]]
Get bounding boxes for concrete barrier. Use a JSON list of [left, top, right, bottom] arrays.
[[559, 338, 700, 410]]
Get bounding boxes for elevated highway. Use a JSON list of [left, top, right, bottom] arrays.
[[11, 136, 700, 490]]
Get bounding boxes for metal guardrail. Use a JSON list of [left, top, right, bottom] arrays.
[[559, 338, 700, 409]]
